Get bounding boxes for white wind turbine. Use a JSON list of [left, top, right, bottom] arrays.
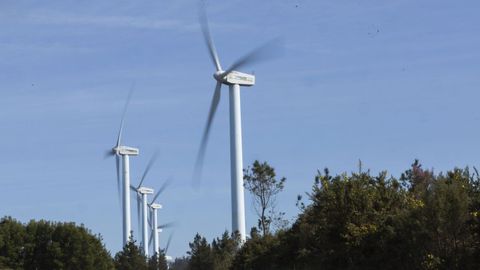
[[194, 6, 279, 242], [131, 152, 159, 256], [147, 181, 173, 256], [106, 88, 139, 247], [149, 202, 162, 256]]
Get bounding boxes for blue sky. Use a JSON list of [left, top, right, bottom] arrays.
[[1, 0, 479, 258]]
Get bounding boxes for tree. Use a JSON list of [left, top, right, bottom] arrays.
[[179, 162, 480, 269], [113, 239, 147, 270], [0, 217, 114, 270], [211, 231, 241, 270], [187, 234, 213, 270], [184, 231, 240, 270], [244, 160, 286, 236], [168, 256, 189, 270], [0, 217, 26, 269], [231, 228, 280, 270], [147, 250, 168, 270]]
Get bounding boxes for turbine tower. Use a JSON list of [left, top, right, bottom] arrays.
[[194, 6, 277, 242], [132, 186, 154, 256], [148, 180, 171, 255], [150, 202, 162, 255], [132, 152, 158, 255], [107, 88, 139, 247]]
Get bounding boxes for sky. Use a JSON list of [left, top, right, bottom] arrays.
[[1, 0, 479, 259]]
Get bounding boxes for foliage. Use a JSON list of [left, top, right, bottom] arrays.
[[3, 161, 480, 270], [0, 217, 26, 270], [211, 231, 241, 269], [147, 250, 168, 270], [0, 217, 113, 270], [168, 256, 189, 270], [187, 234, 213, 270], [244, 160, 287, 235], [231, 228, 280, 270], [186, 231, 240, 270], [113, 239, 147, 270], [183, 161, 480, 270]]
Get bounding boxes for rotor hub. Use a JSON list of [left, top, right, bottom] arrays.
[[213, 71, 225, 82]]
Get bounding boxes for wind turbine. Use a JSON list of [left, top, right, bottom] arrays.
[[194, 5, 278, 242], [148, 181, 172, 256], [106, 88, 139, 247], [150, 202, 162, 256], [132, 187, 154, 256], [131, 152, 158, 256]]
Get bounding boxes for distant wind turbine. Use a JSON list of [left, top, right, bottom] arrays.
[[131, 152, 159, 256], [148, 180, 172, 256], [106, 87, 139, 246]]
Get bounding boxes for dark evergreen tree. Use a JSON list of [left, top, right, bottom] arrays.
[[187, 234, 213, 270], [0, 217, 26, 269], [211, 231, 240, 270], [168, 256, 189, 270], [113, 239, 147, 270], [147, 250, 168, 270]]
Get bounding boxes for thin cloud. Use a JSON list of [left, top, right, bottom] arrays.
[[25, 11, 247, 33], [29, 12, 191, 31]]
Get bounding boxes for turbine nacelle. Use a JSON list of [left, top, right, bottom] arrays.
[[150, 203, 162, 209], [138, 187, 154, 195], [214, 70, 255, 87], [113, 146, 140, 156]]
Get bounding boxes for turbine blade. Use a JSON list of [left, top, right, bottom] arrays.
[[115, 155, 122, 204], [148, 208, 153, 228], [199, 3, 222, 71], [116, 83, 135, 148], [158, 221, 177, 229], [223, 38, 282, 75], [151, 179, 172, 204], [149, 231, 154, 248], [105, 149, 114, 159], [164, 232, 174, 255], [137, 150, 159, 188], [193, 82, 222, 183]]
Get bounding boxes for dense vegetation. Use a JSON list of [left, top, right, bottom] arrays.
[[2, 160, 480, 269], [0, 219, 167, 270], [0, 218, 113, 269], [179, 160, 480, 270]]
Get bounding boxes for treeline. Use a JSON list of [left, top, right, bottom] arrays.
[[2, 160, 480, 269], [178, 160, 480, 270], [0, 218, 168, 270]]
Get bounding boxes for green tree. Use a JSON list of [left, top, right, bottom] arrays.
[[147, 250, 168, 270], [187, 234, 213, 270], [113, 239, 147, 270], [232, 162, 480, 269], [0, 217, 26, 270], [150, 162, 480, 269], [244, 160, 286, 236], [231, 228, 280, 270], [0, 218, 113, 270], [168, 256, 189, 270], [211, 231, 240, 270]]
